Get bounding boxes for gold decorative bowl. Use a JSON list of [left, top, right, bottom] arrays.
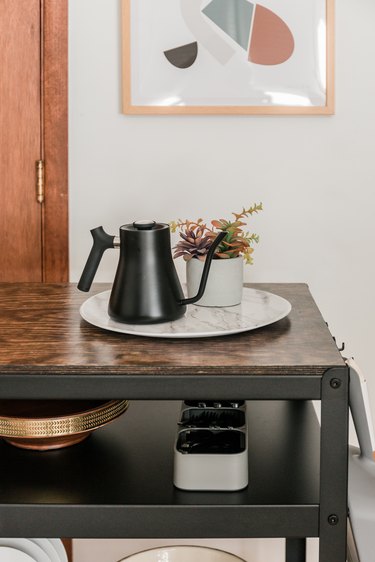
[[0, 399, 129, 450]]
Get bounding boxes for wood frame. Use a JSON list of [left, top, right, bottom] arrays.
[[122, 0, 334, 115], [42, 2, 71, 548], [42, 0, 69, 281], [62, 539, 73, 562]]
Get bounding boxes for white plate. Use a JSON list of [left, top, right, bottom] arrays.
[[47, 540, 68, 562], [0, 547, 36, 562], [118, 545, 245, 562], [0, 541, 50, 562], [80, 287, 291, 339], [29, 540, 66, 562]]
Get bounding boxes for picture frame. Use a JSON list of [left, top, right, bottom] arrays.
[[122, 0, 334, 115]]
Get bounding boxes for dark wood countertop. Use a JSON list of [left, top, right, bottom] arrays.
[[0, 283, 343, 377]]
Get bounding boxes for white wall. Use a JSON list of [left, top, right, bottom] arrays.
[[69, 0, 375, 560]]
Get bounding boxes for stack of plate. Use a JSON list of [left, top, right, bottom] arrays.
[[0, 400, 129, 450], [0, 539, 67, 562]]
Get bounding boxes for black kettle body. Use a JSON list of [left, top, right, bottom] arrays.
[[110, 223, 186, 323], [77, 220, 226, 325]]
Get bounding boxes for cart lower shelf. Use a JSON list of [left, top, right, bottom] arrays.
[[0, 400, 320, 538]]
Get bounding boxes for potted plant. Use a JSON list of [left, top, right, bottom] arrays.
[[171, 204, 262, 307]]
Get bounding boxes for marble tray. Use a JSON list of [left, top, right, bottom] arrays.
[[80, 288, 291, 339]]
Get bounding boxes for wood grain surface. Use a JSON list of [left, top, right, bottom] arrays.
[[42, 0, 69, 282], [0, 0, 69, 283], [0, 0, 42, 281], [0, 283, 343, 376], [61, 538, 72, 561]]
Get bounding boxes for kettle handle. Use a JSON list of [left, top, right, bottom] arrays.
[[180, 230, 227, 305], [77, 226, 116, 292]]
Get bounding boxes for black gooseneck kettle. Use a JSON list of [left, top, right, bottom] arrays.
[[78, 221, 226, 324]]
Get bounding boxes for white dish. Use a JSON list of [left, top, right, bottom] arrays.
[[47, 540, 68, 562], [0, 540, 50, 562], [118, 545, 246, 562], [0, 547, 36, 562], [80, 287, 291, 339], [29, 540, 66, 562]]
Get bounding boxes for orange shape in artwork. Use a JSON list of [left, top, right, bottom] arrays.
[[249, 5, 294, 65]]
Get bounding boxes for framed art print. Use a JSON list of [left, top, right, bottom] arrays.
[[122, 0, 334, 115]]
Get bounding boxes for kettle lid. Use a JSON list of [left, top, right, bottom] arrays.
[[121, 221, 169, 232], [132, 220, 156, 230]]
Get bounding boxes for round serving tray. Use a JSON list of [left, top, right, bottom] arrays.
[[80, 287, 291, 339], [0, 399, 129, 450]]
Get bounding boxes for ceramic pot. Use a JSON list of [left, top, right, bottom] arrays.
[[186, 257, 243, 307]]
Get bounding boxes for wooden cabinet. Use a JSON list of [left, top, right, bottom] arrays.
[[0, 0, 68, 282]]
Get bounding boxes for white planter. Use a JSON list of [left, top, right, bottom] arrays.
[[186, 257, 244, 307]]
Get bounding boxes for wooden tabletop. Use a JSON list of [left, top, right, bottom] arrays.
[[0, 283, 343, 377]]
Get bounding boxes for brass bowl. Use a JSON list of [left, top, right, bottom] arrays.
[[0, 399, 129, 450]]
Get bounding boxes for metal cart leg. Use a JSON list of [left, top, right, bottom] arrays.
[[319, 367, 349, 562], [286, 538, 306, 562]]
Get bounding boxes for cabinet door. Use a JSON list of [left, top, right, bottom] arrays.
[[0, 0, 69, 282], [0, 0, 42, 281]]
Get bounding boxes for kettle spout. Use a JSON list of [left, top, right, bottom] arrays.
[[179, 230, 227, 306]]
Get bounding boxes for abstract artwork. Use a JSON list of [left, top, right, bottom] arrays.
[[122, 0, 334, 114]]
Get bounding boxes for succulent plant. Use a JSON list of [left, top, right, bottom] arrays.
[[171, 204, 262, 265], [171, 221, 212, 261]]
